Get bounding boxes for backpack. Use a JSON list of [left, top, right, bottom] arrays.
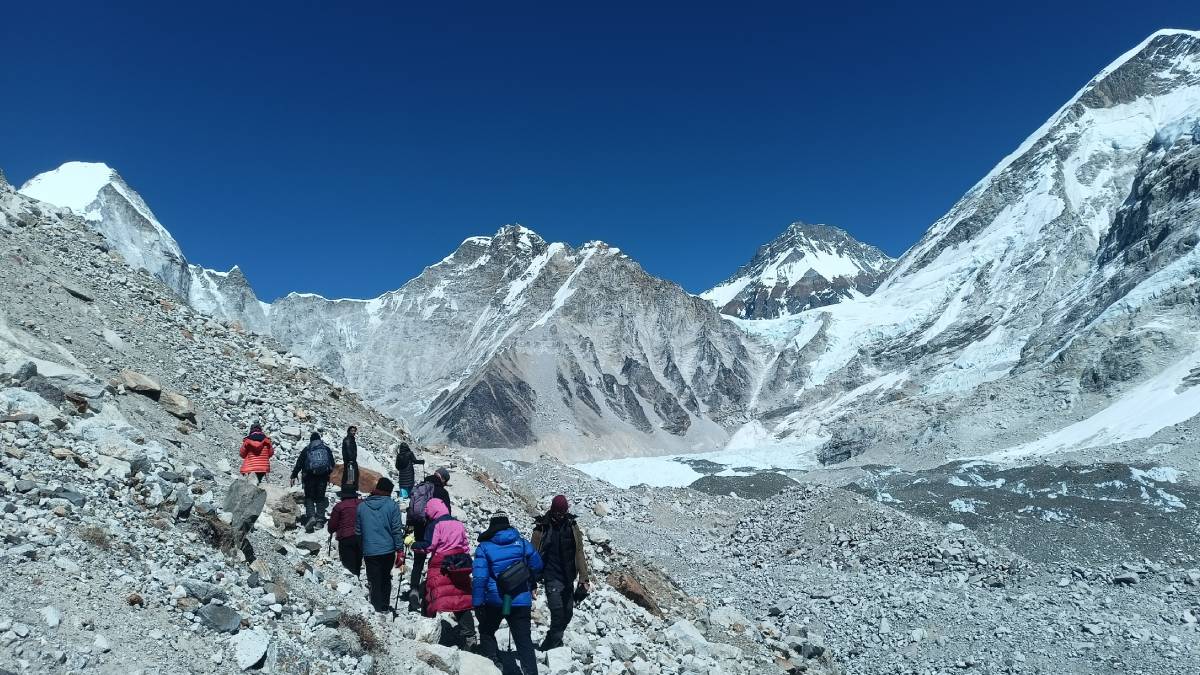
[[407, 481, 436, 526], [440, 552, 473, 578], [304, 443, 332, 475]]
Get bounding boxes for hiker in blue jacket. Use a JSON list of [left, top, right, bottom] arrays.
[[473, 511, 544, 674], [356, 478, 406, 613]]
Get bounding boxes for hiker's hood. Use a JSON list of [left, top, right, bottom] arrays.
[[245, 432, 267, 443], [425, 498, 449, 521], [362, 495, 392, 511]]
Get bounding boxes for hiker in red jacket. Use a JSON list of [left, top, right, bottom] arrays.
[[238, 423, 274, 484], [327, 485, 363, 577]]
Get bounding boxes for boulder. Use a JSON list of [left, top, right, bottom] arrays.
[[231, 628, 270, 670], [459, 650, 502, 674], [183, 579, 228, 603], [159, 392, 196, 422], [223, 479, 267, 535], [607, 571, 662, 617], [197, 603, 243, 634], [117, 370, 162, 400]]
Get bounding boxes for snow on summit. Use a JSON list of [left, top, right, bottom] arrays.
[[19, 161, 120, 215]]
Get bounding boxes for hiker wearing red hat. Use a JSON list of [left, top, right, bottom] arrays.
[[531, 493, 589, 651]]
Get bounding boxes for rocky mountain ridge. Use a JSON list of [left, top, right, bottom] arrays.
[[12, 29, 1200, 475]]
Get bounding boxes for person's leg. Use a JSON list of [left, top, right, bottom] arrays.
[[476, 606, 503, 663], [455, 609, 477, 647], [507, 606, 538, 675], [338, 536, 362, 577], [364, 553, 394, 611], [303, 495, 317, 531], [317, 493, 329, 524], [408, 546, 427, 610], [540, 580, 568, 650], [255, 472, 266, 485]]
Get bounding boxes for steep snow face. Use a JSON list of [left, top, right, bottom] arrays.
[[269, 225, 764, 459], [19, 162, 269, 333], [750, 29, 1200, 467], [702, 222, 893, 319]]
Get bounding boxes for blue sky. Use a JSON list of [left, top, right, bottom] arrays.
[[3, 1, 1197, 300]]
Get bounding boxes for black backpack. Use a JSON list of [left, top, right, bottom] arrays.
[[305, 443, 332, 475], [440, 552, 473, 578]]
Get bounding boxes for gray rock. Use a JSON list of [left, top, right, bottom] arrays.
[[117, 369, 161, 400], [182, 579, 228, 603], [1113, 572, 1140, 586], [197, 603, 243, 634], [159, 392, 196, 422], [223, 479, 266, 535], [231, 628, 269, 670]]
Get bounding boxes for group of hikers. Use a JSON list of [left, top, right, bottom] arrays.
[[237, 424, 588, 673]]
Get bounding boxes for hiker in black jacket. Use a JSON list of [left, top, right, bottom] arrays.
[[341, 426, 359, 490], [531, 494, 590, 651], [393, 442, 424, 498], [291, 432, 335, 533]]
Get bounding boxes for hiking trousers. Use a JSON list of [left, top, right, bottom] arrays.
[[302, 478, 329, 525], [364, 552, 397, 612], [337, 535, 363, 577], [544, 579, 574, 645], [477, 605, 537, 674]]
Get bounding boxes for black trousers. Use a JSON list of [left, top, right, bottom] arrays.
[[544, 579, 574, 643], [477, 605, 536, 674], [302, 479, 328, 525], [364, 552, 396, 611], [408, 527, 427, 601], [337, 535, 362, 577]]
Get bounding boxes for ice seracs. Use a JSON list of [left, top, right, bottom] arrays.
[[702, 222, 893, 320]]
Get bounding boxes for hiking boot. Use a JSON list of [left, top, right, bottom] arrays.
[[305, 522, 315, 534], [537, 634, 564, 652]]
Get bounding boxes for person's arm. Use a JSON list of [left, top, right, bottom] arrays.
[[527, 542, 545, 578], [264, 438, 274, 459], [239, 440, 249, 459], [354, 505, 362, 537], [327, 506, 340, 534], [530, 525, 543, 554], [574, 523, 589, 585], [290, 450, 304, 482], [472, 548, 489, 607]]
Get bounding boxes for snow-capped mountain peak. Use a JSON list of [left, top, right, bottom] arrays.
[[18, 161, 269, 333], [702, 221, 893, 319]]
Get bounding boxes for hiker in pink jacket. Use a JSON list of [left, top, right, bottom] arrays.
[[411, 498, 476, 648]]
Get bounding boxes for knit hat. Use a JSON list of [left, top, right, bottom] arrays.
[[338, 485, 358, 499], [434, 467, 450, 485], [374, 477, 394, 495], [309, 431, 321, 441], [550, 494, 569, 514], [249, 423, 262, 433], [478, 511, 510, 542]]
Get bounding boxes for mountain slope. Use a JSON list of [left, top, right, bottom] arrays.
[[702, 222, 893, 319], [268, 225, 763, 459], [18, 162, 270, 333], [749, 28, 1200, 468]]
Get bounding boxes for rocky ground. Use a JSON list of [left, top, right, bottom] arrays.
[[3, 168, 1198, 674], [0, 174, 807, 674], [503, 456, 1200, 674]]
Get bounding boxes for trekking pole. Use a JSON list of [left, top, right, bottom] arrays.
[[327, 532, 333, 557]]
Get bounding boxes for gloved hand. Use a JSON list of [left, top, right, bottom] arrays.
[[394, 555, 406, 570], [404, 532, 416, 547]]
